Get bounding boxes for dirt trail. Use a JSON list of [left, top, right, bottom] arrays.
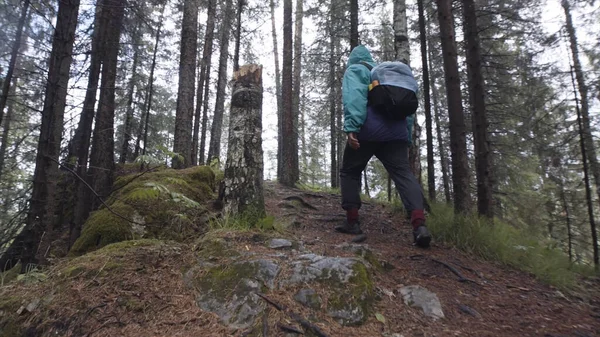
[[265, 183, 600, 337], [2, 182, 599, 337]]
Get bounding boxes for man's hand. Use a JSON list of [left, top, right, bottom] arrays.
[[347, 132, 360, 150]]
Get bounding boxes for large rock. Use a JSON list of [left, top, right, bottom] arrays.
[[399, 285, 445, 320], [190, 259, 280, 329]]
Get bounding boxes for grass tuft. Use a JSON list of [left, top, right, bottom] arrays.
[[427, 202, 596, 289]]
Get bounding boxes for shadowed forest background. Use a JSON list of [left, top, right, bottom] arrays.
[[0, 0, 599, 276]]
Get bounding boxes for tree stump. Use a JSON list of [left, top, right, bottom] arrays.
[[223, 64, 265, 221]]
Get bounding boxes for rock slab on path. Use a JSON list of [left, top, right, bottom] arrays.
[[399, 285, 445, 320]]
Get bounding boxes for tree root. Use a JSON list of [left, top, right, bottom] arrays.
[[256, 293, 329, 337]]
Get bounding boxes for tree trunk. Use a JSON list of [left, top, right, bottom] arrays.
[[558, 177, 572, 261], [563, 2, 600, 258], [349, 0, 358, 49], [65, 0, 105, 245], [363, 170, 370, 198], [463, 0, 492, 218], [0, 85, 16, 182], [436, 0, 471, 213], [87, 0, 125, 202], [232, 0, 244, 72], [570, 63, 599, 269], [428, 38, 451, 204], [141, 5, 166, 159], [223, 65, 265, 219], [393, 0, 409, 63], [280, 0, 296, 187], [418, 0, 435, 202], [194, 0, 216, 165], [173, 0, 199, 168], [329, 13, 337, 188], [119, 20, 141, 164], [207, 0, 233, 165], [133, 5, 164, 161], [5, 0, 81, 271], [270, 0, 283, 181], [0, 0, 30, 129], [292, 0, 302, 184]]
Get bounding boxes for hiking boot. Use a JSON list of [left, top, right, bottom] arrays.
[[413, 225, 431, 248], [335, 221, 363, 235]]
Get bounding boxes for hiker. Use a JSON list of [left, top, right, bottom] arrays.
[[336, 45, 432, 248]]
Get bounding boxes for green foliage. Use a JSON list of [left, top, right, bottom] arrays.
[[426, 203, 596, 288], [209, 212, 283, 232]]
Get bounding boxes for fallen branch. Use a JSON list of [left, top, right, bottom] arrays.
[[48, 156, 145, 226], [278, 323, 304, 334], [452, 260, 485, 279], [431, 258, 481, 286], [283, 196, 318, 210], [256, 293, 329, 337]]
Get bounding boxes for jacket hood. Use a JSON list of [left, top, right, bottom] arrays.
[[348, 45, 375, 66]]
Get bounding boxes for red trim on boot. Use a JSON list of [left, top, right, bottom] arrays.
[[347, 208, 359, 224], [411, 209, 425, 230]]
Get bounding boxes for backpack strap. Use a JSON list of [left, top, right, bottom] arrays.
[[359, 61, 373, 71]]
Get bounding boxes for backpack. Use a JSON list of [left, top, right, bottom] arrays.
[[360, 61, 419, 120]]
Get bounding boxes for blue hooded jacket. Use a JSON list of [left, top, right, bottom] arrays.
[[342, 45, 414, 144]]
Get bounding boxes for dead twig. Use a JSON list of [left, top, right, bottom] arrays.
[[47, 156, 145, 226], [452, 260, 485, 279], [284, 196, 318, 210], [431, 258, 481, 286], [278, 322, 304, 334], [256, 293, 330, 337]]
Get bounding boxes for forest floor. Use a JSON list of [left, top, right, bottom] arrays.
[[1, 182, 599, 337]]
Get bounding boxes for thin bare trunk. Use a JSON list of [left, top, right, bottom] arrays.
[[232, 0, 244, 72], [194, 0, 216, 165], [0, 0, 30, 129], [418, 0, 435, 202], [329, 13, 337, 188], [570, 63, 599, 269], [292, 0, 303, 184], [0, 85, 16, 181], [270, 0, 283, 180], [463, 0, 492, 218], [349, 0, 358, 49], [119, 21, 141, 164], [173, 0, 199, 168], [207, 0, 233, 164], [393, 0, 409, 63], [363, 170, 370, 198], [280, 0, 296, 186]]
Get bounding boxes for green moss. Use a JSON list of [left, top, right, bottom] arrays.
[[196, 238, 240, 260], [355, 248, 383, 271], [195, 262, 260, 299], [70, 202, 135, 255], [327, 262, 375, 326], [0, 263, 21, 285]]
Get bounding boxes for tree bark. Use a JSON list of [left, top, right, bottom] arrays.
[[87, 0, 125, 203], [463, 0, 492, 218], [570, 63, 599, 269], [563, 1, 599, 267], [194, 0, 216, 165], [393, 0, 409, 64], [0, 0, 30, 129], [141, 6, 165, 159], [207, 0, 234, 165], [0, 85, 16, 182], [223, 65, 265, 219], [119, 20, 141, 164], [270, 0, 283, 181], [428, 33, 452, 204], [418, 0, 435, 202], [6, 0, 81, 271], [349, 0, 358, 49], [292, 0, 302, 184], [232, 0, 244, 72], [173, 0, 199, 169], [328, 10, 337, 188], [280, 0, 296, 187], [436, 0, 471, 213]]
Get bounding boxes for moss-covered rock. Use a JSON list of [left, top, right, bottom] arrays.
[[70, 202, 135, 255], [70, 166, 217, 255], [327, 262, 375, 326]]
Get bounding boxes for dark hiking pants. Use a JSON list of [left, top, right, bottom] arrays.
[[340, 140, 423, 213]]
